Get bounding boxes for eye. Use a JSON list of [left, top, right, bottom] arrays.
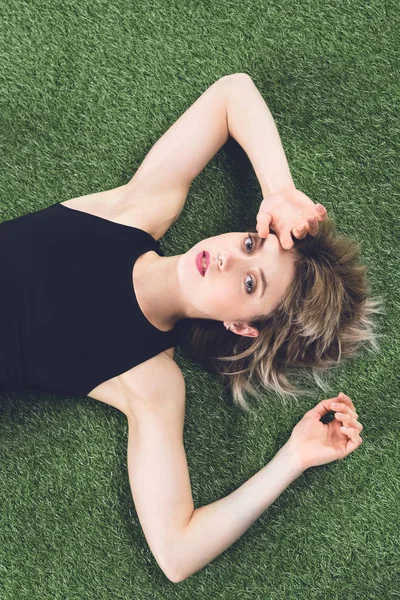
[[244, 234, 254, 253], [245, 274, 255, 295], [243, 234, 256, 295]]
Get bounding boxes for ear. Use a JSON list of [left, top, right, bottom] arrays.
[[224, 322, 260, 338]]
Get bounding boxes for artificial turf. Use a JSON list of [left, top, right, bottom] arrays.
[[0, 0, 398, 597]]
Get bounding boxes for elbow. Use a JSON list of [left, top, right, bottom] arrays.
[[166, 571, 184, 584], [218, 72, 253, 87], [162, 562, 186, 584], [159, 550, 194, 584], [163, 557, 197, 584], [227, 72, 254, 84], [166, 568, 192, 584], [154, 528, 197, 583], [154, 544, 187, 584]]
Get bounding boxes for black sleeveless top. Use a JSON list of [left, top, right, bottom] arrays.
[[0, 202, 177, 397]]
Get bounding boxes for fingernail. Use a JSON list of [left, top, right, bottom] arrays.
[[332, 402, 340, 408]]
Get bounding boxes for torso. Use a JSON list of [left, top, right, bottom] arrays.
[[59, 184, 176, 407]]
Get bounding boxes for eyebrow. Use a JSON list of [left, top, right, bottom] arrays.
[[256, 236, 267, 298]]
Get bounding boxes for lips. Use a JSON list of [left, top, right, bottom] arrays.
[[195, 251, 210, 276]]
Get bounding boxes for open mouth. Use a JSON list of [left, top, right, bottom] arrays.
[[195, 251, 210, 276]]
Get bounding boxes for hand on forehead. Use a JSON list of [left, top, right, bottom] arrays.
[[256, 189, 328, 250]]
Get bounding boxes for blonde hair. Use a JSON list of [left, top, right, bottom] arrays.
[[175, 219, 385, 411]]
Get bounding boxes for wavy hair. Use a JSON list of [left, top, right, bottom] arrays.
[[174, 219, 385, 411]]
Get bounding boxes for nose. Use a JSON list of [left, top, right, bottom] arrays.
[[218, 251, 235, 271]]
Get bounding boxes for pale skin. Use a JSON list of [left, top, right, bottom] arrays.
[[131, 189, 329, 338], [131, 229, 297, 338], [58, 74, 363, 582]]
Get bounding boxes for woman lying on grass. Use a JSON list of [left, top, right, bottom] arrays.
[[1, 73, 383, 582]]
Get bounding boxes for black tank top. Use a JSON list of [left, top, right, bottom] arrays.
[[0, 202, 177, 397]]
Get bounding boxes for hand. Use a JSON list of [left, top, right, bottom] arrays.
[[286, 393, 363, 471], [256, 187, 328, 250]]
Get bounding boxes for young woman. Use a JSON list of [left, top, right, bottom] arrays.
[[0, 74, 382, 581]]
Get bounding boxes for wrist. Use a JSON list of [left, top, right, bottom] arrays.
[[265, 182, 297, 197], [262, 183, 298, 201], [278, 440, 306, 478]]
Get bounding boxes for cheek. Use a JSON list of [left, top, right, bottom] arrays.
[[198, 280, 235, 305], [194, 279, 242, 317]]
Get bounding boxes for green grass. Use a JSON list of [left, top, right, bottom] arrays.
[[0, 0, 399, 597]]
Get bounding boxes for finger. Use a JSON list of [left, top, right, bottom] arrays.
[[256, 225, 269, 238], [315, 204, 328, 220], [337, 392, 357, 412], [307, 216, 319, 236], [310, 396, 340, 419], [331, 392, 356, 412], [280, 231, 294, 250], [257, 210, 272, 223], [334, 413, 363, 431], [330, 401, 358, 420], [292, 224, 307, 240], [341, 426, 362, 446], [256, 212, 272, 238]]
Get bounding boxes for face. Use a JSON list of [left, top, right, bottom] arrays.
[[177, 230, 297, 332]]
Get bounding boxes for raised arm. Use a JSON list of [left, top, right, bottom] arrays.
[[226, 73, 296, 197], [226, 74, 328, 248], [125, 73, 298, 241]]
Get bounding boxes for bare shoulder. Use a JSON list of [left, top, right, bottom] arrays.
[[118, 349, 186, 424], [86, 346, 184, 419], [119, 349, 182, 404], [60, 183, 180, 242]]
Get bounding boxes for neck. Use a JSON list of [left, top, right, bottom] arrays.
[[133, 250, 223, 330], [132, 252, 186, 331]]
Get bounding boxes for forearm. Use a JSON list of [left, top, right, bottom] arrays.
[[173, 441, 303, 582], [226, 74, 295, 197]]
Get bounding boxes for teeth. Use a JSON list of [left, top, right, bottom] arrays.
[[202, 255, 207, 271]]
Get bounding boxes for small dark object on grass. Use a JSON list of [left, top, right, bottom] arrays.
[[320, 411, 335, 425]]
